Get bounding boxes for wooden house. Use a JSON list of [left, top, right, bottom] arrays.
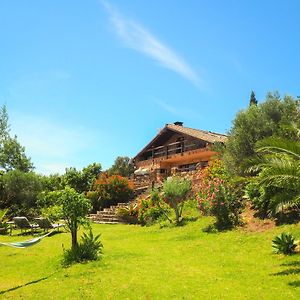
[[133, 122, 227, 191]]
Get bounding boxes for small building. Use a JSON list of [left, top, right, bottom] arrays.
[[133, 122, 227, 191]]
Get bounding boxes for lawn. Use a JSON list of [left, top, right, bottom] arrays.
[[0, 217, 300, 299]]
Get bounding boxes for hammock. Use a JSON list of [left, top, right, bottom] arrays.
[[0, 231, 53, 248]]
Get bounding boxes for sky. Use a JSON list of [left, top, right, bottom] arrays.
[[0, 0, 299, 174]]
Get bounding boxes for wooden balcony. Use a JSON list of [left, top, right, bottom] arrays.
[[135, 147, 216, 170]]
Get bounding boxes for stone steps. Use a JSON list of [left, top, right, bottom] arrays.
[[90, 203, 129, 224]]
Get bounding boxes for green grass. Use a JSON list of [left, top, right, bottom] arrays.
[[0, 217, 300, 299]]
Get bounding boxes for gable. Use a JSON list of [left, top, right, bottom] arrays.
[[134, 123, 226, 162]]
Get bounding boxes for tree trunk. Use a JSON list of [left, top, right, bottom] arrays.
[[174, 204, 181, 225], [71, 223, 78, 249]]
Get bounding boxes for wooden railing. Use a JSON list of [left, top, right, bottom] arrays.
[[136, 147, 211, 168]]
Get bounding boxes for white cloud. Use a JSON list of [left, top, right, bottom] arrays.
[[102, 1, 202, 88]]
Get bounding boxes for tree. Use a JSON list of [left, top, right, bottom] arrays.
[[0, 105, 33, 172], [224, 93, 300, 175], [58, 186, 91, 249], [162, 177, 191, 224], [62, 163, 102, 193], [108, 156, 134, 178], [249, 91, 258, 106], [0, 105, 9, 141], [0, 170, 44, 215], [0, 136, 33, 172]]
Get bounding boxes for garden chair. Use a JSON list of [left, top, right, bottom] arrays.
[[34, 217, 65, 232], [12, 217, 39, 234]]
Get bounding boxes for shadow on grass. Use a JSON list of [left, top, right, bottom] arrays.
[[272, 268, 300, 276], [177, 216, 199, 227], [271, 260, 300, 287], [288, 281, 300, 287], [14, 230, 64, 237], [0, 272, 57, 295]]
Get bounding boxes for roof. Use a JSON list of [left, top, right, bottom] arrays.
[[166, 124, 228, 143], [134, 123, 227, 160]]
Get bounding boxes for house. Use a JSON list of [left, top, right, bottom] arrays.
[[133, 122, 227, 191]]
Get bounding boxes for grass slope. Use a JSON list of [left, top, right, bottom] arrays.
[[0, 217, 300, 299]]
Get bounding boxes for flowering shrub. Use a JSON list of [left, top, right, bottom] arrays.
[[87, 173, 134, 211], [195, 160, 244, 229]]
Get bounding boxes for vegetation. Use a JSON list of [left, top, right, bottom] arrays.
[[0, 105, 33, 172], [108, 156, 134, 178], [87, 173, 134, 212], [196, 160, 244, 229], [62, 163, 102, 193], [162, 176, 192, 224], [0, 220, 299, 299], [223, 93, 300, 175], [245, 135, 300, 218], [0, 208, 9, 234], [63, 229, 103, 266], [0, 170, 44, 217], [249, 90, 258, 106], [56, 187, 91, 249], [272, 232, 298, 255]]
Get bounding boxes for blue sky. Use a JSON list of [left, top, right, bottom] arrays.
[[0, 0, 299, 174]]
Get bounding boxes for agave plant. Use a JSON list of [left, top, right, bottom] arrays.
[[272, 232, 298, 255]]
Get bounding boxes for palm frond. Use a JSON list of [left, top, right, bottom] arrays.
[[256, 137, 300, 160]]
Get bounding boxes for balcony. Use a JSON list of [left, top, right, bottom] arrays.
[[135, 147, 215, 169]]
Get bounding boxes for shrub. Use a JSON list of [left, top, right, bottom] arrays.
[[195, 160, 244, 229], [244, 181, 270, 217], [88, 173, 134, 211], [63, 229, 103, 266], [137, 196, 168, 225], [272, 232, 298, 255]]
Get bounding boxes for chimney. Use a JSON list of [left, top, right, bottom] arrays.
[[174, 121, 183, 126]]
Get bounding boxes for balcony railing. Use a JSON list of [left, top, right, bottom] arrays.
[[136, 147, 211, 168]]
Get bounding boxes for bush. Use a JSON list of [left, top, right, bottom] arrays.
[[272, 232, 298, 255], [244, 181, 270, 217], [195, 160, 244, 230], [88, 173, 134, 211], [63, 229, 103, 266], [137, 196, 168, 225]]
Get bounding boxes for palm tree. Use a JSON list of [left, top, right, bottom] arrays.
[[250, 137, 300, 214]]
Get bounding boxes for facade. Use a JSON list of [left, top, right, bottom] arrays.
[[133, 122, 227, 191]]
